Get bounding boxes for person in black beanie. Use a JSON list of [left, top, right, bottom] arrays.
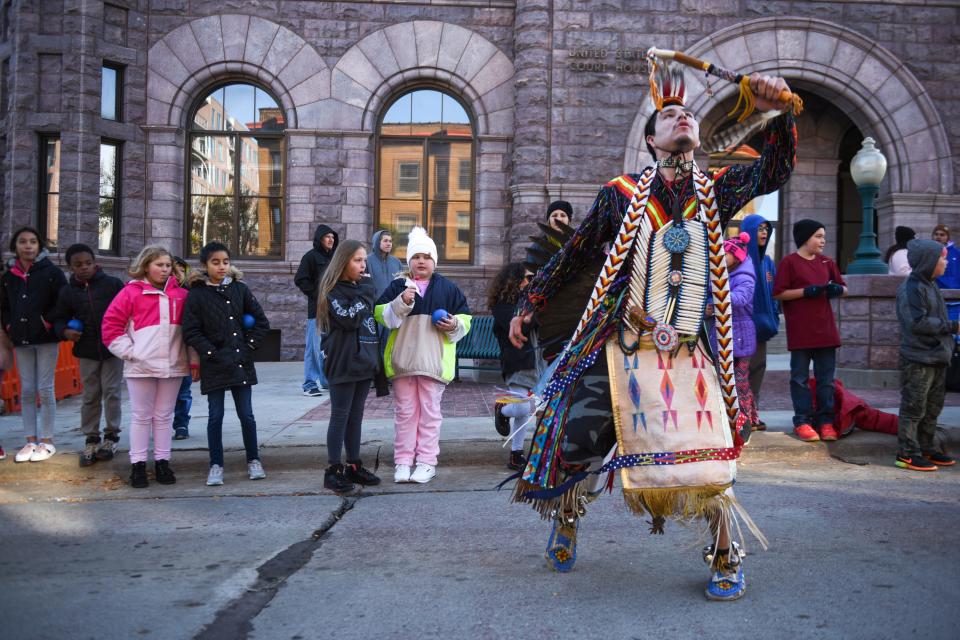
[[773, 219, 847, 443], [546, 200, 573, 232], [885, 226, 916, 276]]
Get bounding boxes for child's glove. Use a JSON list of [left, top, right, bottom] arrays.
[[825, 283, 844, 298], [803, 285, 825, 298]]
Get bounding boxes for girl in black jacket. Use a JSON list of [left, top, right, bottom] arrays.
[[0, 227, 67, 462], [316, 239, 381, 494], [182, 242, 270, 486], [489, 262, 541, 471]]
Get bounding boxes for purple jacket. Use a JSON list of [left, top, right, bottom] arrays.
[[730, 255, 757, 358]]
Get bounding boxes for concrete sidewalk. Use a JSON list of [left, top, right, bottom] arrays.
[[0, 361, 956, 469]]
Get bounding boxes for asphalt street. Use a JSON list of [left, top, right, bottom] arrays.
[[1, 450, 959, 640]]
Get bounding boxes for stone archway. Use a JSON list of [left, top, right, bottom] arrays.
[[146, 15, 330, 129], [329, 21, 515, 136], [624, 17, 954, 197], [327, 21, 515, 267]]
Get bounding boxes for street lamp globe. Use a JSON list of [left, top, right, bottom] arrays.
[[846, 137, 889, 274], [850, 137, 887, 187]]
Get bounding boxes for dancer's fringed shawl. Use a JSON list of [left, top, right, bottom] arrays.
[[513, 113, 797, 521]]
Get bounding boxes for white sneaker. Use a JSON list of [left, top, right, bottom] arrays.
[[207, 464, 224, 486], [248, 459, 266, 480], [394, 464, 411, 483], [409, 463, 436, 484], [15, 443, 36, 463], [30, 443, 56, 462]]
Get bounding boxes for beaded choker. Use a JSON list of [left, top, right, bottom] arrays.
[[657, 156, 694, 173]]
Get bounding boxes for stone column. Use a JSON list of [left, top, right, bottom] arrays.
[[508, 0, 551, 260], [143, 126, 185, 249], [837, 274, 960, 388]]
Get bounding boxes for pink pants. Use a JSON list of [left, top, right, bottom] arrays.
[[126, 377, 182, 463], [392, 375, 446, 466]]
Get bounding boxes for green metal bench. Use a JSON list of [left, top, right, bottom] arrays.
[[455, 315, 501, 381]]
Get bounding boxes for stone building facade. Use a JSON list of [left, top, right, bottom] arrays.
[[0, 0, 957, 362]]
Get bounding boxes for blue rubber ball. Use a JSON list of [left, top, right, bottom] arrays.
[[66, 319, 84, 332], [432, 309, 450, 325], [242, 314, 255, 329]]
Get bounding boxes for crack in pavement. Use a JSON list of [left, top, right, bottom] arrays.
[[192, 496, 358, 640], [189, 483, 499, 640]]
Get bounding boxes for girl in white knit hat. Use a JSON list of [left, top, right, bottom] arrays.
[[373, 227, 472, 483]]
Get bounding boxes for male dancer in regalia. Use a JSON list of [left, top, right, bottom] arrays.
[[509, 60, 798, 600]]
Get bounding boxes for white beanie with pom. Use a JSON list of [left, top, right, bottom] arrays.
[[405, 226, 438, 266]]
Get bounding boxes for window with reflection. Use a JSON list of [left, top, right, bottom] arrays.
[[99, 140, 120, 253], [377, 89, 474, 263], [38, 134, 60, 250], [187, 83, 285, 258], [101, 63, 122, 121]]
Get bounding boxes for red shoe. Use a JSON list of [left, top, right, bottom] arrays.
[[923, 452, 956, 467], [819, 423, 838, 441], [794, 424, 820, 442]]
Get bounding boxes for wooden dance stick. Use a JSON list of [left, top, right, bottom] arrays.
[[647, 47, 803, 118]]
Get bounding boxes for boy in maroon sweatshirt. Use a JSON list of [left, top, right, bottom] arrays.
[[773, 219, 847, 442]]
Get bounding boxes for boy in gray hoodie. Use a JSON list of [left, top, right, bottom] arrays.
[[895, 239, 959, 471]]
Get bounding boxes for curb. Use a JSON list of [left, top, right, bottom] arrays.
[[4, 428, 955, 487]]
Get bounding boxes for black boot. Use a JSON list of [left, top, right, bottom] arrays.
[[507, 450, 527, 471], [494, 401, 511, 437], [130, 462, 148, 488], [324, 464, 356, 494], [155, 459, 176, 485], [345, 460, 381, 486]]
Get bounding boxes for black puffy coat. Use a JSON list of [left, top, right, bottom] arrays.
[[491, 302, 537, 379], [49, 268, 124, 360], [181, 275, 270, 395], [321, 279, 380, 385], [294, 224, 339, 319], [0, 252, 68, 346]]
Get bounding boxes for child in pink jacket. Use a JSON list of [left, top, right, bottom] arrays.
[[102, 246, 194, 488]]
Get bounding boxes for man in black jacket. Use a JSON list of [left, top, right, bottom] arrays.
[[50, 244, 124, 466], [294, 224, 338, 396]]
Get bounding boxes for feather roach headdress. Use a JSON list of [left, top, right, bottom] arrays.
[[647, 47, 803, 122], [648, 54, 687, 110]]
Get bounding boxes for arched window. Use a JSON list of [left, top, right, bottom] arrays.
[[187, 82, 285, 258], [377, 88, 474, 263]]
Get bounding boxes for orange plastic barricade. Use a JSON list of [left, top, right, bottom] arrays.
[[54, 341, 83, 401], [0, 342, 84, 413]]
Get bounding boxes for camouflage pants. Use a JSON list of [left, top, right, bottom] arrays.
[[897, 359, 947, 456]]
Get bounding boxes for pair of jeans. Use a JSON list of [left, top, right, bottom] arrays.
[[206, 385, 260, 467], [173, 375, 192, 433], [789, 347, 836, 427], [126, 377, 181, 463], [302, 320, 327, 392], [326, 380, 372, 465], [78, 357, 123, 442], [897, 359, 947, 456], [14, 343, 58, 440], [748, 340, 767, 408], [501, 379, 536, 452]]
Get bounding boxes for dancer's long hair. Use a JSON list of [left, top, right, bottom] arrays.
[[486, 262, 527, 311]]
